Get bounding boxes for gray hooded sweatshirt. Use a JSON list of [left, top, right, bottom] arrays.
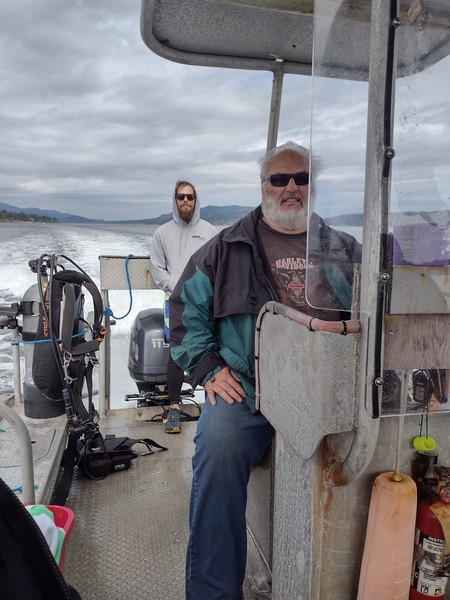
[[150, 193, 217, 295]]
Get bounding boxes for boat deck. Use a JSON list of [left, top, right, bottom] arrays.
[[0, 396, 67, 503], [65, 417, 194, 599], [0, 399, 270, 600]]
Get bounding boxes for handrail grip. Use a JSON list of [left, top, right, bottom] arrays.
[[259, 301, 360, 334]]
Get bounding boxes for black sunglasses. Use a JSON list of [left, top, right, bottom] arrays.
[[175, 193, 196, 201], [263, 171, 309, 187]]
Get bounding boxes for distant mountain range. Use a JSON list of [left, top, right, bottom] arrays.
[[132, 204, 257, 226], [0, 200, 364, 226], [1, 200, 448, 228], [0, 201, 100, 224], [0, 201, 255, 225]]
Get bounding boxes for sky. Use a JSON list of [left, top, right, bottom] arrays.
[[0, 0, 314, 221], [1, 1, 449, 222]]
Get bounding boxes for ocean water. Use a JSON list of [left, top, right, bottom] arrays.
[[339, 226, 363, 244], [0, 222, 165, 408], [0, 221, 363, 408]]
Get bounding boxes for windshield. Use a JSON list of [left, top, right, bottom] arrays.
[[305, 0, 368, 314]]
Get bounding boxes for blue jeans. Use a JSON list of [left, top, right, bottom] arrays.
[[186, 396, 275, 600]]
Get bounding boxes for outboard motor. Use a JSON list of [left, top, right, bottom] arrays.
[[127, 308, 169, 397]]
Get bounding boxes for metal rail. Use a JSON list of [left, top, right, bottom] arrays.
[[0, 402, 36, 504]]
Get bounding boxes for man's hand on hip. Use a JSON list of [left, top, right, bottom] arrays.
[[205, 367, 246, 405]]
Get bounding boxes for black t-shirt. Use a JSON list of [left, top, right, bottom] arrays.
[[256, 216, 342, 320]]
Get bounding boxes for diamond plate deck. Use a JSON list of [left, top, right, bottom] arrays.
[[63, 417, 270, 600]]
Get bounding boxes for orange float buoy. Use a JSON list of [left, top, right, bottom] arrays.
[[357, 472, 417, 600]]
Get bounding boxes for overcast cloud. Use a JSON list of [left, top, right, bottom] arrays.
[[1, 1, 449, 222], [0, 0, 314, 221]]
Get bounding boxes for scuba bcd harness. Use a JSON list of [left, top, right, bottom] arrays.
[[30, 254, 167, 505], [32, 253, 105, 431], [31, 254, 106, 503]]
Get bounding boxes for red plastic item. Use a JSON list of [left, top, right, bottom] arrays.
[[45, 505, 76, 574], [410, 497, 449, 599]]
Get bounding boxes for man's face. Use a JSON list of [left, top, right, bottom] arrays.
[[261, 150, 310, 233], [175, 184, 196, 223]]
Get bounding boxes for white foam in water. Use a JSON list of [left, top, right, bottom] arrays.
[[0, 223, 168, 407]]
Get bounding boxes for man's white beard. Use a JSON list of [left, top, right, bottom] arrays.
[[262, 191, 309, 231]]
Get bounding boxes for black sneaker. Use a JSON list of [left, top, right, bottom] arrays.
[[164, 408, 182, 434]]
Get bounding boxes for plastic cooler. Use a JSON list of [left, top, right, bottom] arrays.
[[45, 505, 76, 574]]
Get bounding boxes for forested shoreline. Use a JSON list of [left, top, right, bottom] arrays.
[[0, 210, 58, 223]]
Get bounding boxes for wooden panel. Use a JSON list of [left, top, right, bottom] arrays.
[[384, 314, 450, 369]]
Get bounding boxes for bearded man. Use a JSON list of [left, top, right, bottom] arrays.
[[150, 180, 216, 433], [169, 142, 361, 600]]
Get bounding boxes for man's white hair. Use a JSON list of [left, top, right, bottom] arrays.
[[259, 141, 321, 231], [259, 141, 321, 185]]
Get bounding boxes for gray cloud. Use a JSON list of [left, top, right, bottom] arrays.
[[2, 2, 449, 222], [1, 1, 290, 220]]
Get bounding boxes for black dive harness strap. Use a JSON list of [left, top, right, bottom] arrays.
[[105, 436, 169, 455], [39, 255, 169, 505], [38, 257, 104, 504], [56, 269, 105, 423], [52, 433, 169, 505], [52, 433, 79, 506], [54, 434, 168, 499]]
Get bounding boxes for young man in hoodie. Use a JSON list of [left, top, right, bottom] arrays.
[[150, 180, 217, 433]]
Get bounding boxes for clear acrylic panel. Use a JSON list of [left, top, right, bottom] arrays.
[[306, 0, 367, 314], [390, 43, 450, 268], [382, 4, 450, 418], [381, 369, 449, 418]]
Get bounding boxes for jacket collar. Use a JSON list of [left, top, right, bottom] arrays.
[[222, 205, 262, 244], [222, 205, 331, 252]]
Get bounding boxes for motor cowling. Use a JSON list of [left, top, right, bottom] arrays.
[[128, 308, 169, 393]]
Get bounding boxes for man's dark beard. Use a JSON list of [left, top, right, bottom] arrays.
[[179, 205, 194, 223]]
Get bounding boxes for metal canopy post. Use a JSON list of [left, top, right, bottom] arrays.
[[266, 64, 284, 152]]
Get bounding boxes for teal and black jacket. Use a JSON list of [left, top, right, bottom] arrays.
[[169, 205, 361, 412]]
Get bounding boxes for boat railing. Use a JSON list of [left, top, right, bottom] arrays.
[[0, 308, 36, 502], [0, 401, 35, 504], [98, 255, 157, 416]]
